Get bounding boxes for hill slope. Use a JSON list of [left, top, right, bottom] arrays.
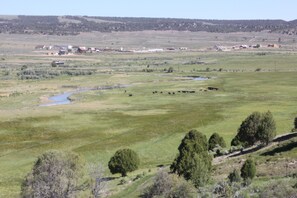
[[1, 15, 297, 35]]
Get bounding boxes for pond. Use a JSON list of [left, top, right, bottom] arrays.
[[40, 85, 129, 107], [192, 77, 209, 81], [186, 76, 210, 81], [40, 92, 73, 106]]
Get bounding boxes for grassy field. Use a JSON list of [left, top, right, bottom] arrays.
[[0, 31, 297, 197]]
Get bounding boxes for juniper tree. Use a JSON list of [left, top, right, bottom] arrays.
[[108, 148, 140, 177], [208, 132, 226, 151], [241, 158, 256, 181], [257, 111, 276, 145], [171, 130, 212, 187], [231, 111, 276, 147], [231, 112, 262, 147]]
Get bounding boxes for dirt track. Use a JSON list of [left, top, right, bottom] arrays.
[[213, 132, 297, 165]]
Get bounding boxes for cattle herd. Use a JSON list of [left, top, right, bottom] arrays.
[[126, 87, 219, 97]]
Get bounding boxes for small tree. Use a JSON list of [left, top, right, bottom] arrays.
[[51, 61, 57, 67], [170, 130, 212, 187], [257, 111, 276, 145], [189, 154, 212, 187], [228, 169, 241, 183], [231, 112, 262, 147], [231, 111, 276, 147], [208, 132, 226, 151], [108, 148, 140, 177], [240, 159, 256, 181], [88, 163, 106, 198], [21, 150, 88, 198]]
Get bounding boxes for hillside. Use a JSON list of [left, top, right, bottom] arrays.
[[1, 15, 297, 35]]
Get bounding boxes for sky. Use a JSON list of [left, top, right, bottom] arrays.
[[0, 0, 296, 21]]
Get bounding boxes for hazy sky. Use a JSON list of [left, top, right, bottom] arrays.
[[1, 0, 296, 20]]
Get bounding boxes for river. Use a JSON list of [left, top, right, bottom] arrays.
[[40, 85, 129, 107]]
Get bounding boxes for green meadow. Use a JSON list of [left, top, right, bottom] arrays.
[[0, 31, 297, 197]]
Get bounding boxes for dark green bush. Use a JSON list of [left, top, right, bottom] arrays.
[[241, 159, 256, 181], [167, 67, 174, 73], [119, 178, 127, 185], [108, 148, 140, 177], [228, 169, 241, 183], [208, 132, 226, 151]]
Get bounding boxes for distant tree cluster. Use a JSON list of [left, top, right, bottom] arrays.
[[17, 68, 94, 80], [231, 111, 276, 147], [1, 15, 297, 35]]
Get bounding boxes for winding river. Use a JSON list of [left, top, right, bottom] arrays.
[[40, 85, 129, 107], [39, 78, 208, 107]]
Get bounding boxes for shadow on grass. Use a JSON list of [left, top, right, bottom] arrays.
[[272, 132, 297, 142], [261, 141, 297, 156], [156, 164, 171, 168], [229, 144, 265, 158], [103, 176, 118, 182], [229, 133, 297, 158]]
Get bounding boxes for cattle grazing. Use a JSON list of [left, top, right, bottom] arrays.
[[207, 87, 219, 91]]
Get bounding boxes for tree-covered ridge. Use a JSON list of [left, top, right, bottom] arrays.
[[1, 15, 297, 35]]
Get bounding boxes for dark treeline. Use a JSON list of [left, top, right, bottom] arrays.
[[1, 15, 297, 35]]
